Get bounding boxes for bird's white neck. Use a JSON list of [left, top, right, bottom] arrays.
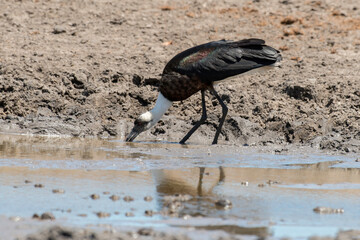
[[149, 92, 173, 124]]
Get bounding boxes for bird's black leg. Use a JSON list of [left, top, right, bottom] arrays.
[[180, 90, 207, 144], [209, 86, 228, 145]]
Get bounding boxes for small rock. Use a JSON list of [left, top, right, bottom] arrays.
[[280, 16, 297, 25], [32, 214, 40, 219], [103, 191, 110, 195], [144, 210, 154, 217], [215, 199, 232, 209], [144, 196, 153, 202], [109, 195, 120, 201], [125, 212, 134, 217], [52, 26, 66, 34], [109, 18, 126, 25], [24, 180, 32, 184], [96, 212, 110, 218], [34, 184, 44, 188], [123, 196, 134, 202], [77, 214, 87, 217], [258, 183, 266, 187], [241, 181, 249, 186], [267, 180, 280, 185], [40, 212, 55, 220], [90, 194, 100, 200], [313, 206, 344, 214], [138, 228, 153, 236], [52, 189, 65, 194]]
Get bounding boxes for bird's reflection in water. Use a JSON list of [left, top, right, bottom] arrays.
[[152, 166, 226, 217]]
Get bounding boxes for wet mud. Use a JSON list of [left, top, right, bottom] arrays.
[[1, 0, 359, 239], [0, 0, 359, 152]]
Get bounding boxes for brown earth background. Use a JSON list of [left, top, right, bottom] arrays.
[[0, 0, 359, 152]]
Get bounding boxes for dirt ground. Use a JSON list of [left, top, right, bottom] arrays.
[[0, 0, 359, 152]]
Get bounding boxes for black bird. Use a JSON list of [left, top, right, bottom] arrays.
[[126, 38, 282, 144]]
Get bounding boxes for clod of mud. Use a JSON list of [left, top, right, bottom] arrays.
[[123, 196, 134, 202], [125, 212, 134, 217], [90, 194, 100, 200], [52, 189, 65, 194], [144, 210, 154, 217], [33, 213, 55, 220], [138, 228, 153, 236], [144, 196, 153, 202], [95, 212, 110, 218], [267, 180, 281, 185], [109, 195, 120, 201], [313, 207, 344, 214], [215, 199, 233, 209]]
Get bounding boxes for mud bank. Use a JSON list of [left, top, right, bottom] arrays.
[[0, 1, 359, 151]]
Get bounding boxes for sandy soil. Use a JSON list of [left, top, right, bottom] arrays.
[[0, 0, 359, 152]]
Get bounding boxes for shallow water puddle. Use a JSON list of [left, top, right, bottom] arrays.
[[0, 134, 359, 239]]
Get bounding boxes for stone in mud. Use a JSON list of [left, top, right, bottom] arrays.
[[109, 195, 120, 201], [215, 199, 232, 209], [123, 196, 134, 202], [125, 212, 134, 217], [90, 194, 100, 200], [313, 207, 344, 214], [95, 212, 110, 218], [144, 210, 154, 217], [52, 189, 65, 194], [144, 196, 153, 202], [40, 212, 55, 220], [138, 228, 153, 236]]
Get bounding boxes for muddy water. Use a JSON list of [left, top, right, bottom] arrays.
[[0, 134, 359, 239]]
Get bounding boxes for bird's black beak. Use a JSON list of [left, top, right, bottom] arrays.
[[126, 124, 145, 142]]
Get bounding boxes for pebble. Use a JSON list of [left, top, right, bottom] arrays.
[[241, 181, 249, 186], [96, 212, 110, 218], [52, 189, 65, 194], [41, 212, 55, 220], [90, 194, 100, 200], [144, 210, 154, 217], [137, 228, 153, 236], [313, 206, 344, 214], [215, 199, 232, 209], [125, 212, 134, 217], [123, 196, 134, 202], [144, 196, 153, 202], [52, 26, 66, 34], [109, 195, 120, 201]]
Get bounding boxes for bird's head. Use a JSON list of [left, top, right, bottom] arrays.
[[125, 112, 156, 142]]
